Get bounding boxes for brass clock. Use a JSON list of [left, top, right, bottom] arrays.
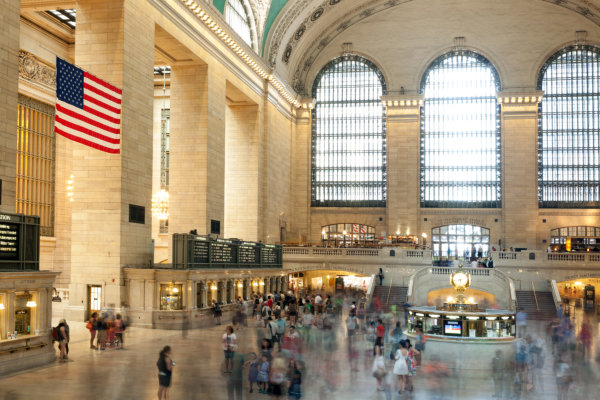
[[450, 265, 471, 292]]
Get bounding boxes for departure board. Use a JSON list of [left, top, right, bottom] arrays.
[[210, 240, 237, 263], [239, 243, 260, 264], [192, 238, 210, 264], [261, 245, 280, 265], [0, 221, 19, 260]]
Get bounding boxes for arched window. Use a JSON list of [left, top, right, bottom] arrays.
[[311, 55, 387, 207], [538, 45, 600, 208], [420, 51, 501, 208], [431, 224, 490, 259], [224, 0, 253, 47]]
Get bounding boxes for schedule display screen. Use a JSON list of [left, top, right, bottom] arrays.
[[444, 320, 462, 336]]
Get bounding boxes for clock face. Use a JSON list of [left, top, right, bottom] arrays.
[[452, 273, 468, 287]]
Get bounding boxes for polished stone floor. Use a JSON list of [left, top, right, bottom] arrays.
[[0, 307, 599, 400]]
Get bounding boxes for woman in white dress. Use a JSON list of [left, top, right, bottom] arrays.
[[393, 341, 409, 396], [372, 345, 387, 391]]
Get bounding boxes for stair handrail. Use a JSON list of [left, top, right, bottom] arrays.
[[550, 279, 562, 313], [508, 278, 517, 311], [531, 281, 539, 311], [386, 278, 393, 306]]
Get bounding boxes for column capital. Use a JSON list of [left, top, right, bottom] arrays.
[[381, 95, 424, 109], [497, 90, 544, 105], [498, 90, 544, 119]]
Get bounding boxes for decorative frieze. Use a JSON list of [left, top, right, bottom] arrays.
[[18, 50, 56, 90]]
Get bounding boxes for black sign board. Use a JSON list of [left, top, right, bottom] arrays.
[[172, 233, 282, 269], [261, 245, 280, 265], [0, 212, 40, 271], [192, 238, 210, 264], [210, 240, 237, 263], [239, 242, 260, 264]]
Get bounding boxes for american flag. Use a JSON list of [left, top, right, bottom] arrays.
[[55, 58, 122, 154]]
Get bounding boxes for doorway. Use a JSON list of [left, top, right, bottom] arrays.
[[87, 285, 102, 320]]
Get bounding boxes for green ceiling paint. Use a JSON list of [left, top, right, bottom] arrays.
[[213, 0, 226, 13], [262, 0, 289, 56]]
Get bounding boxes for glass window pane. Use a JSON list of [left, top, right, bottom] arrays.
[[420, 51, 501, 208], [225, 0, 253, 47], [538, 45, 600, 208], [311, 55, 386, 207]]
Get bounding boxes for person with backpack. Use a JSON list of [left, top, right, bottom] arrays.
[[57, 319, 69, 361]]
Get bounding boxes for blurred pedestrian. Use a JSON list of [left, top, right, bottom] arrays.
[[222, 325, 237, 373], [372, 345, 387, 391], [212, 301, 222, 325], [393, 340, 409, 396], [87, 312, 98, 349], [157, 345, 174, 400]]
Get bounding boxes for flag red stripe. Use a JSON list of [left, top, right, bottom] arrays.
[[55, 127, 120, 154], [84, 71, 122, 95], [83, 103, 121, 125], [56, 103, 120, 134], [84, 94, 121, 115], [83, 82, 122, 105], [55, 116, 121, 144]]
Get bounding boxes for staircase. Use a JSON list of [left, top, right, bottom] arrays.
[[373, 285, 408, 312], [515, 291, 557, 320]]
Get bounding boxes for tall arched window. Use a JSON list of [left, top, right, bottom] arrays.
[[538, 45, 600, 208], [311, 55, 387, 207], [420, 51, 501, 208], [225, 0, 253, 47]]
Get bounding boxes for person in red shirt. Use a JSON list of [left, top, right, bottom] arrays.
[[266, 296, 273, 309], [375, 319, 385, 353]]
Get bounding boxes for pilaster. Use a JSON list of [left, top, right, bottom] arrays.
[[499, 91, 543, 249], [383, 95, 423, 237], [66, 0, 155, 320], [291, 100, 313, 242], [0, 0, 19, 212]]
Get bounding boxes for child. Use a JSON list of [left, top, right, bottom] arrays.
[[257, 354, 270, 394], [244, 353, 259, 393]]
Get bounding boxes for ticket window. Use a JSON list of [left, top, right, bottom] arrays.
[[160, 284, 183, 311], [15, 292, 37, 336]]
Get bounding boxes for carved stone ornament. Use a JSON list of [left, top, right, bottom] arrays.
[[19, 50, 56, 90]]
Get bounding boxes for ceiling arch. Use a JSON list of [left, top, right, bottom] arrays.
[[261, 0, 600, 94]]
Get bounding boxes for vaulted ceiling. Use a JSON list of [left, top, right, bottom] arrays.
[[249, 0, 600, 94]]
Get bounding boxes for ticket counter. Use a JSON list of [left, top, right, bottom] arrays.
[[407, 307, 515, 338]]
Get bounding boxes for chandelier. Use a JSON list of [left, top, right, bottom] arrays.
[[152, 189, 169, 220]]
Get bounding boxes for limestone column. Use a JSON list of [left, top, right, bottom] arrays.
[[66, 0, 154, 320], [291, 101, 313, 242], [169, 64, 226, 237], [186, 279, 194, 310], [0, 0, 19, 212], [500, 92, 542, 249], [383, 96, 422, 239]]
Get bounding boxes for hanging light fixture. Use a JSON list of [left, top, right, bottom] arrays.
[[0, 304, 5, 310], [26, 300, 37, 308], [152, 189, 169, 220]]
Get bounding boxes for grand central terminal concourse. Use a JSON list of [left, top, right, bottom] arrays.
[[2, 0, 600, 399]]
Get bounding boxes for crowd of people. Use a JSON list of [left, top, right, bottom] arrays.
[[151, 289, 597, 400]]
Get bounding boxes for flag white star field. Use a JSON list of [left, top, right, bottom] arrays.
[[55, 58, 122, 154]]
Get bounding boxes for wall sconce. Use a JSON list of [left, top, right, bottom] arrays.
[[237, 283, 243, 288], [67, 175, 74, 202], [259, 281, 265, 286], [0, 304, 4, 310], [210, 284, 218, 291], [172, 287, 179, 293], [252, 282, 258, 287]]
